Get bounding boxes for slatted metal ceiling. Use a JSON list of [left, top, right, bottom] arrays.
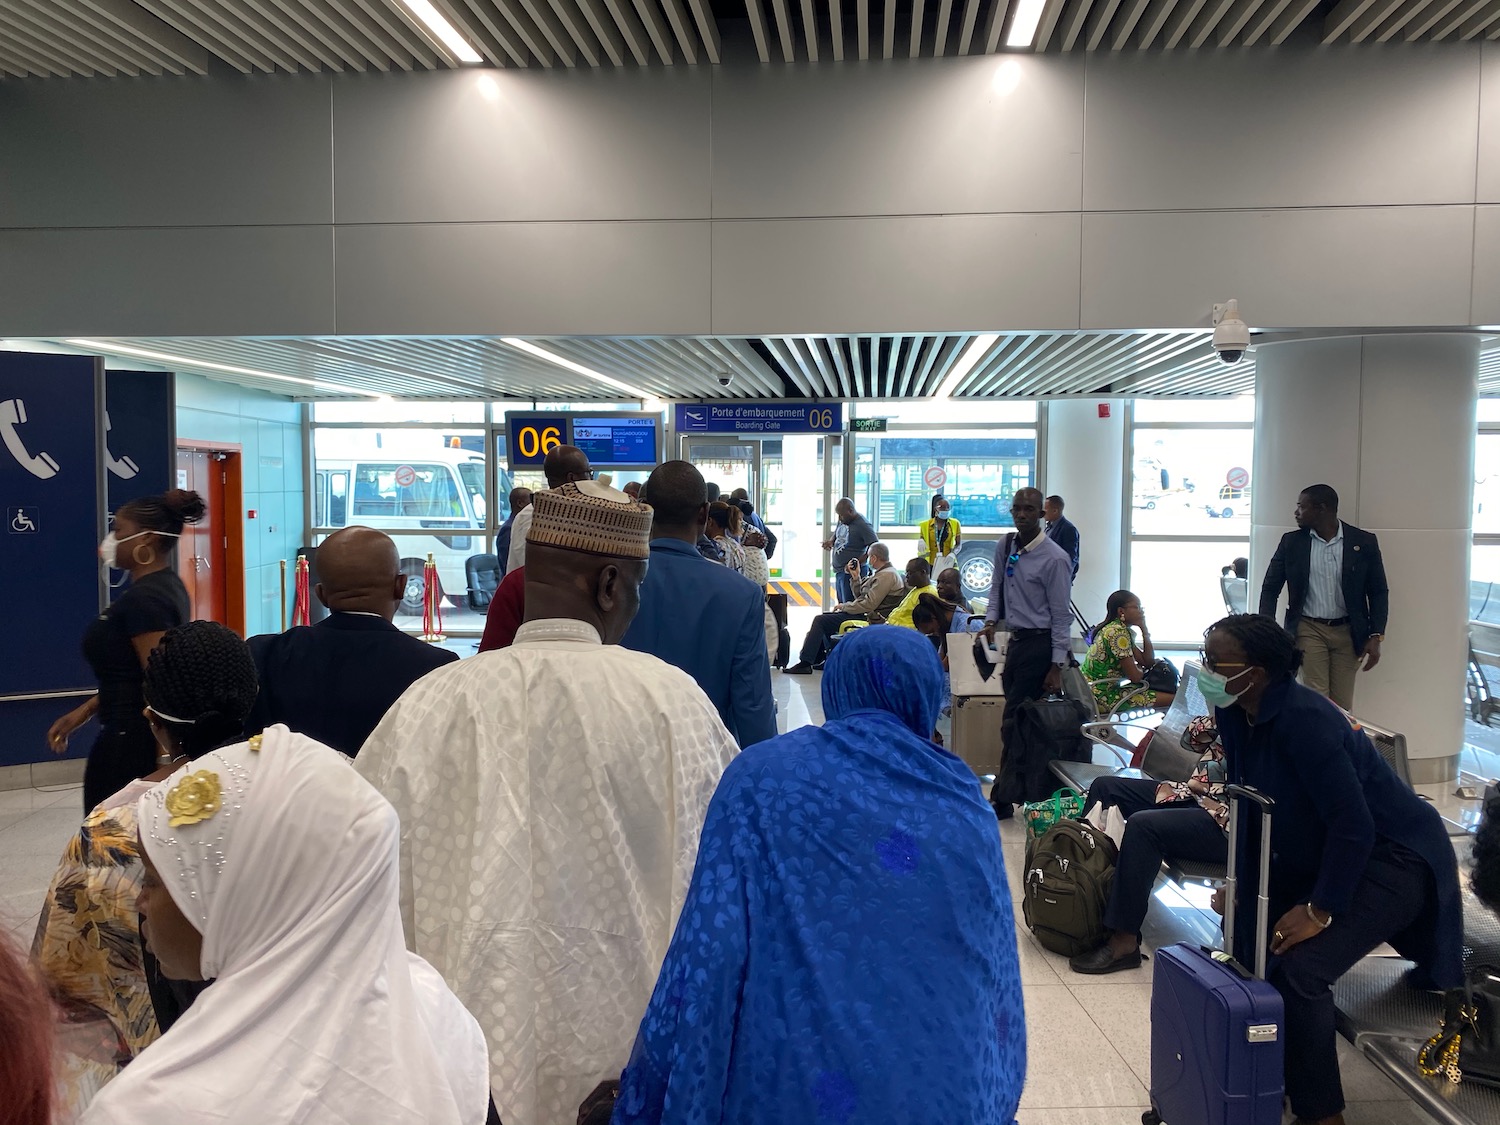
[[0, 0, 1494, 78], [32, 333, 1500, 399], [0, 332, 1362, 400]]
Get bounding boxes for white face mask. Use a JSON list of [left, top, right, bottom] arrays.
[[100, 528, 176, 568]]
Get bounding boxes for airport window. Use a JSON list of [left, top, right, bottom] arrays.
[[310, 419, 491, 635], [311, 402, 658, 636], [1125, 398, 1254, 646], [851, 407, 1040, 602]]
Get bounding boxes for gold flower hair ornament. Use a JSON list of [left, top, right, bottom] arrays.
[[166, 770, 223, 828]]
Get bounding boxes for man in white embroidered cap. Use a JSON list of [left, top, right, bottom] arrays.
[[357, 480, 739, 1125]]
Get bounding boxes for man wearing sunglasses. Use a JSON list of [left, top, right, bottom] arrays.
[[981, 487, 1074, 818]]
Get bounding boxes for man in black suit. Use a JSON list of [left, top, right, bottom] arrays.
[[245, 525, 458, 756], [494, 486, 532, 576], [1044, 495, 1081, 579], [1258, 483, 1388, 710]]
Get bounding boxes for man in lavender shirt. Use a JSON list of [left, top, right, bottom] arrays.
[[980, 487, 1075, 819]]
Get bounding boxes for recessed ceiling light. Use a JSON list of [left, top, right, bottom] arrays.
[[64, 340, 387, 400], [1006, 0, 1047, 47], [399, 0, 483, 64], [934, 334, 1000, 399], [501, 338, 653, 401]]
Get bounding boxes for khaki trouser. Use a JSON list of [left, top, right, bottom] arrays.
[[1297, 618, 1360, 711]]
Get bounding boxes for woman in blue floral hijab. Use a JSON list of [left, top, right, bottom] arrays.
[[612, 625, 1026, 1125]]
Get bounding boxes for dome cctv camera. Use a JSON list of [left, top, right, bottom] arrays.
[[1212, 299, 1251, 365], [716, 371, 733, 387]]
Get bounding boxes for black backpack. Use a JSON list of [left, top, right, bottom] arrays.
[[1022, 819, 1118, 957], [993, 694, 1092, 807]]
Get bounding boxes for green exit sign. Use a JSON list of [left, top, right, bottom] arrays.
[[851, 417, 888, 432]]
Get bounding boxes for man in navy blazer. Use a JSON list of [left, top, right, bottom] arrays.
[[1044, 495, 1081, 579], [622, 461, 778, 749], [245, 526, 458, 756], [1258, 483, 1388, 710]]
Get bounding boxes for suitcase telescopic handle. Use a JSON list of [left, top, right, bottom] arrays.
[[1222, 784, 1275, 981]]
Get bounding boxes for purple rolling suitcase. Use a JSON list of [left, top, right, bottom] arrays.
[[1143, 784, 1284, 1125]]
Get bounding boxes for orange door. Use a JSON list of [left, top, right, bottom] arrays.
[[175, 449, 228, 624]]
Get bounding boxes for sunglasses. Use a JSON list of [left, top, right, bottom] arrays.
[[1004, 551, 1021, 578]]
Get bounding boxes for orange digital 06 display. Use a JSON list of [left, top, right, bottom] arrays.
[[505, 413, 569, 468]]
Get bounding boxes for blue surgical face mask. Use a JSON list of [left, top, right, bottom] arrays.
[[1196, 665, 1253, 708]]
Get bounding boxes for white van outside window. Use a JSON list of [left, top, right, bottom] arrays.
[[315, 448, 486, 615]]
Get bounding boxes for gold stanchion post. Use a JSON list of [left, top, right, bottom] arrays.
[[280, 559, 287, 632]]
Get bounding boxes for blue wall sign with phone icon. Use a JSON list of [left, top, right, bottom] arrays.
[[0, 352, 103, 723]]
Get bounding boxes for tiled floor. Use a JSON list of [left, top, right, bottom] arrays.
[[0, 663, 1478, 1124], [0, 781, 85, 947]]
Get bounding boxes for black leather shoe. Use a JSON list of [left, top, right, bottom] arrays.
[[783, 663, 814, 675], [1069, 944, 1144, 975]]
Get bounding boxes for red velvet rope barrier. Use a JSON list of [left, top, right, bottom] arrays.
[[292, 556, 311, 628], [421, 552, 444, 642]]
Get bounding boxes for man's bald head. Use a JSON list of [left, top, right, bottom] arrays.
[[314, 526, 407, 621], [642, 461, 708, 543], [543, 444, 592, 488]]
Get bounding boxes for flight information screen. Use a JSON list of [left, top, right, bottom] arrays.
[[571, 415, 659, 468]]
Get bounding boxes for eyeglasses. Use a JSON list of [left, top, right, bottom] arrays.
[[1198, 649, 1250, 674], [1004, 551, 1021, 578]]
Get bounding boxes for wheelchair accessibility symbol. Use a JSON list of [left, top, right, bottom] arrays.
[[8, 507, 39, 534]]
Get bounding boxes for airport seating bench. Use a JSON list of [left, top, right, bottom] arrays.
[[1050, 665, 1415, 888], [1332, 884, 1500, 1125]]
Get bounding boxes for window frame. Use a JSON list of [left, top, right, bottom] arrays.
[[1122, 399, 1254, 646]]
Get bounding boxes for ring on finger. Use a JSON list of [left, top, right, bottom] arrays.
[[1274, 931, 1284, 943]]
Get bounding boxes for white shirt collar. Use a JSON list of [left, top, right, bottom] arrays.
[[1311, 524, 1344, 546], [336, 610, 386, 619], [513, 618, 603, 646], [1019, 531, 1048, 553]]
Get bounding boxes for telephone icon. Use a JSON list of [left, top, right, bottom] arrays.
[[0, 399, 61, 480], [104, 411, 139, 480]]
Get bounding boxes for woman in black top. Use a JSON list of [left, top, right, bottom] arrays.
[[48, 489, 203, 811]]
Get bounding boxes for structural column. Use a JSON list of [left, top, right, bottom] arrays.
[[1045, 398, 1125, 617], [1251, 335, 1478, 782]]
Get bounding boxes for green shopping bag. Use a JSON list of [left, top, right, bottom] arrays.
[[1021, 787, 1085, 846]]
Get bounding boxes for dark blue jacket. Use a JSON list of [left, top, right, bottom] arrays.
[[1258, 521, 1388, 656], [246, 613, 457, 758], [494, 512, 520, 576], [621, 538, 778, 749], [1216, 678, 1461, 989], [1046, 515, 1080, 578]]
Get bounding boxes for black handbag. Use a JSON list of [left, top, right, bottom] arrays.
[[1143, 659, 1180, 695], [1418, 967, 1500, 1087]]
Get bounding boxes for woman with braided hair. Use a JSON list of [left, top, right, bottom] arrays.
[[49, 488, 204, 811], [1201, 613, 1456, 1125], [32, 621, 257, 1118]]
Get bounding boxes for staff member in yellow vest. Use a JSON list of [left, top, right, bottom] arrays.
[[918, 495, 961, 573]]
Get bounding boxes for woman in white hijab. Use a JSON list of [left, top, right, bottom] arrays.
[[81, 724, 491, 1125]]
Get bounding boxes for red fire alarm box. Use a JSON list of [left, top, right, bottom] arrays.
[[1097, 404, 1112, 419]]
